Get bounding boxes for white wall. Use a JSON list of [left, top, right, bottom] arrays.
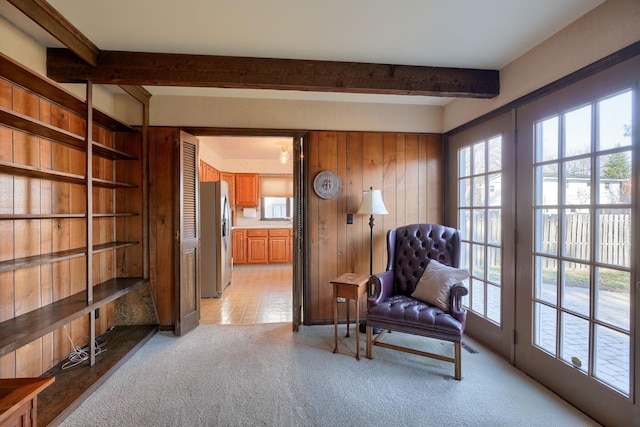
[[443, 0, 640, 132], [0, 15, 134, 123], [149, 95, 443, 133]]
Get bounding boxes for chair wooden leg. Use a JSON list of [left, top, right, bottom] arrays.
[[366, 325, 373, 359], [454, 341, 462, 380]]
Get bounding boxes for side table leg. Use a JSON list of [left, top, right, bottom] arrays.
[[333, 288, 339, 354], [345, 299, 350, 338], [355, 298, 360, 360]]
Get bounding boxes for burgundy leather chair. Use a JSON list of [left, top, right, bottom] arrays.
[[365, 223, 469, 380]]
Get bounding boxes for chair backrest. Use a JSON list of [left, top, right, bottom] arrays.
[[387, 223, 461, 296]]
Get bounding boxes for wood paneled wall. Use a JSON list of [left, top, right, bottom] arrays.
[[0, 79, 127, 377], [306, 131, 442, 324]]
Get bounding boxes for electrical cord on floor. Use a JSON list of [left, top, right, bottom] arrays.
[[61, 325, 108, 370]]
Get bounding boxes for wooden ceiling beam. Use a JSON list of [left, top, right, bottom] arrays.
[[47, 48, 500, 99], [8, 0, 99, 66]]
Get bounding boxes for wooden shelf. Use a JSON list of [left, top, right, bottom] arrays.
[[93, 241, 139, 254], [0, 108, 138, 162], [0, 160, 85, 185], [0, 56, 137, 133], [0, 278, 148, 357], [0, 214, 85, 220], [92, 141, 138, 161], [37, 325, 156, 427], [0, 242, 139, 273], [0, 106, 86, 150], [92, 212, 139, 218], [92, 177, 137, 189], [0, 247, 85, 273]]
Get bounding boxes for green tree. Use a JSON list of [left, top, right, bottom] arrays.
[[602, 150, 630, 179]]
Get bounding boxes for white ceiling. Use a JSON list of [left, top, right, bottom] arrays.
[[0, 0, 605, 158]]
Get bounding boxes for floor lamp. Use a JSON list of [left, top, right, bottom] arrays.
[[357, 187, 388, 333], [357, 187, 388, 275]]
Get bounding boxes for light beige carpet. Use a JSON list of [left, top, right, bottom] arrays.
[[60, 323, 599, 426]]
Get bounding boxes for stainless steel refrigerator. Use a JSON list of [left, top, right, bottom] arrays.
[[200, 180, 232, 297]]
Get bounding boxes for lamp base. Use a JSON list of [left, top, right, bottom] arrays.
[[359, 320, 382, 335]]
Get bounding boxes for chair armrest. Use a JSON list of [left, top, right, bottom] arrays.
[[368, 270, 394, 306], [450, 283, 469, 326]]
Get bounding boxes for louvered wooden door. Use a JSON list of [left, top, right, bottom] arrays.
[[175, 131, 200, 335]]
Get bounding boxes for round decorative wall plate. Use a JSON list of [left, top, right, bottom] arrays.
[[313, 170, 342, 199]]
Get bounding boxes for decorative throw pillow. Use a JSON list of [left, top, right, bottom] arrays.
[[411, 259, 470, 311]]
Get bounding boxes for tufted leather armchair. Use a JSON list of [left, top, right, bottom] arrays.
[[365, 223, 469, 380]]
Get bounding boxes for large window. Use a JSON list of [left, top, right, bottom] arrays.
[[261, 197, 293, 220]]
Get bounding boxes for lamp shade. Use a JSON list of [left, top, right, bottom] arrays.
[[357, 189, 388, 215]]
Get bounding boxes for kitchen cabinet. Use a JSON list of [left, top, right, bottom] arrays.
[[220, 172, 235, 206], [234, 228, 292, 264], [235, 173, 259, 206], [247, 229, 268, 264], [232, 229, 246, 264], [268, 229, 290, 263], [200, 160, 219, 182]]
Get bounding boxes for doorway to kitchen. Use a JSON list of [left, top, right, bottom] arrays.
[[195, 133, 300, 326]]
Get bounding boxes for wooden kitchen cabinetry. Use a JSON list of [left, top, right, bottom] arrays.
[[247, 229, 268, 264], [234, 228, 292, 264], [232, 229, 246, 264], [268, 229, 290, 263], [235, 173, 259, 207], [220, 172, 235, 206]]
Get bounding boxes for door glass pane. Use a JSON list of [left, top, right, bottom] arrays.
[[535, 256, 557, 304], [561, 261, 590, 316], [459, 209, 470, 241], [562, 209, 590, 261], [598, 90, 632, 150], [535, 303, 557, 356], [564, 105, 591, 157], [473, 141, 486, 174], [536, 116, 559, 162], [536, 164, 558, 205], [459, 146, 471, 177], [488, 136, 502, 172], [473, 176, 486, 206], [535, 209, 557, 255], [563, 159, 591, 205], [561, 312, 589, 373], [487, 209, 501, 245], [487, 283, 501, 323], [472, 209, 485, 242], [459, 178, 471, 206], [471, 278, 485, 314], [487, 247, 501, 284], [595, 325, 630, 395], [597, 152, 632, 204], [596, 208, 631, 268], [595, 267, 630, 331], [472, 244, 485, 278], [487, 173, 501, 206]]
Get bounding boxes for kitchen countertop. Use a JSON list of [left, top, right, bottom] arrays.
[[232, 224, 292, 229]]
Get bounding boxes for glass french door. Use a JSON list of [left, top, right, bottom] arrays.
[[515, 57, 639, 425], [447, 111, 515, 359]]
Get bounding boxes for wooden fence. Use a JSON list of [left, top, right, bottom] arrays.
[[538, 212, 630, 268]]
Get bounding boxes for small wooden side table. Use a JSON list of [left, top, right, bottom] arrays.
[[332, 273, 370, 360]]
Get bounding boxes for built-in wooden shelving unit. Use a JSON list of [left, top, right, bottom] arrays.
[[0, 51, 154, 426]]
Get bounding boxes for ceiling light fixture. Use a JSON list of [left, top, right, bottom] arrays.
[[280, 145, 292, 163]]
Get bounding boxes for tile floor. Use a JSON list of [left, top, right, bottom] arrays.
[[200, 264, 293, 324]]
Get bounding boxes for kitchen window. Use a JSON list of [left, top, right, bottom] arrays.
[[261, 197, 293, 220]]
